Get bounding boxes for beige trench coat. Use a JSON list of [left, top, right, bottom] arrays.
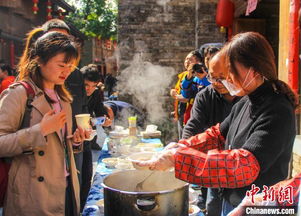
[[0, 80, 80, 216]]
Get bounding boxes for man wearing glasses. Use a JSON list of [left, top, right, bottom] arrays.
[[182, 50, 240, 216]]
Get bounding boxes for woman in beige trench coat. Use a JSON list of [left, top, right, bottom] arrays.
[[0, 32, 90, 216]]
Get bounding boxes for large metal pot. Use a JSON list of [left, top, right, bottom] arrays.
[[102, 170, 189, 216]]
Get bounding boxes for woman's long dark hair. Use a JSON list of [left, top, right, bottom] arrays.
[[223, 32, 298, 108], [18, 31, 80, 103]]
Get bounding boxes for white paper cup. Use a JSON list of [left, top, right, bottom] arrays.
[[75, 114, 91, 130]]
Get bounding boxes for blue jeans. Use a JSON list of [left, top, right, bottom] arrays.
[[206, 188, 223, 216], [221, 199, 235, 216]]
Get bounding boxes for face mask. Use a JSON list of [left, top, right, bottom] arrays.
[[221, 80, 241, 96], [222, 68, 258, 96]]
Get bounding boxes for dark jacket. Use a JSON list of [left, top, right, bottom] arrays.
[[65, 69, 89, 131], [87, 89, 107, 117], [104, 74, 117, 97], [220, 81, 296, 206], [182, 85, 239, 139]]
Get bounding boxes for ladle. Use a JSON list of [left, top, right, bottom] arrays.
[[135, 172, 155, 191]]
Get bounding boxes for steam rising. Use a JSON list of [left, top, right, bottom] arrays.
[[117, 54, 175, 123], [156, 0, 171, 7]]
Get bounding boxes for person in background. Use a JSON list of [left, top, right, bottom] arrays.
[[82, 64, 111, 124], [182, 50, 240, 216], [104, 100, 146, 129], [180, 50, 211, 125], [0, 31, 90, 216], [81, 64, 112, 209], [170, 51, 197, 139], [203, 46, 220, 69], [0, 64, 15, 94], [178, 49, 211, 211], [17, 28, 44, 78], [104, 70, 117, 98], [42, 18, 70, 35], [135, 32, 297, 216], [97, 64, 105, 83], [87, 64, 105, 101]]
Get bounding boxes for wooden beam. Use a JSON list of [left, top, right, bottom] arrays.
[[278, 0, 290, 83]]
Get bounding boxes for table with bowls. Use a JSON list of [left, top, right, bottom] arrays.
[[82, 137, 204, 216]]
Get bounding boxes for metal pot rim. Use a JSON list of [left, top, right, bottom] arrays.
[[101, 182, 189, 195]]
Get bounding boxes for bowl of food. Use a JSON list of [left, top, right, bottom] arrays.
[[128, 152, 157, 170], [115, 161, 133, 170], [189, 204, 200, 216], [102, 158, 118, 169], [117, 144, 131, 155]]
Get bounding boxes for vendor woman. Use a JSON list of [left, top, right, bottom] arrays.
[[135, 32, 298, 216]]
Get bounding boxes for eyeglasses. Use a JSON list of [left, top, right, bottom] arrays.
[[206, 74, 224, 83]]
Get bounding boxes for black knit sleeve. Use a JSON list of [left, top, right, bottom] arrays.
[[242, 101, 295, 174], [182, 88, 210, 139]]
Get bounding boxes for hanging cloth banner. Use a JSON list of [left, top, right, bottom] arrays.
[[246, 0, 258, 16]]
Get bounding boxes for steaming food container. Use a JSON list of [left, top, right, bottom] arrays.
[[102, 170, 189, 216]]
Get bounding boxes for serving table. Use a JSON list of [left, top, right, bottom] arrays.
[[82, 137, 163, 216]]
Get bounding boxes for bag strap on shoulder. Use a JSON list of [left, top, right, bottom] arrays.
[[17, 81, 36, 155]]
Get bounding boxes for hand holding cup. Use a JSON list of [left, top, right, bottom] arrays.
[[74, 114, 93, 142], [72, 126, 91, 143]]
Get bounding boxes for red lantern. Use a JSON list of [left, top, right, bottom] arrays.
[[32, 0, 39, 14], [47, 0, 52, 20], [216, 0, 234, 28]]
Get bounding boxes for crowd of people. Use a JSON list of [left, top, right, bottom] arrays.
[[137, 31, 298, 216], [0, 19, 141, 215], [0, 11, 300, 216]]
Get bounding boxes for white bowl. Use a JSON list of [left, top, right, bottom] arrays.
[[128, 152, 156, 170], [117, 144, 131, 155], [115, 162, 133, 170], [189, 204, 201, 216], [114, 125, 124, 132], [102, 158, 118, 168]]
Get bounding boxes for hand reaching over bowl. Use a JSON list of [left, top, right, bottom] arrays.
[[128, 152, 157, 170], [131, 149, 177, 171], [164, 142, 186, 150]]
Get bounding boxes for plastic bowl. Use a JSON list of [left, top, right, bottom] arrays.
[[128, 152, 156, 170], [102, 158, 118, 169]]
